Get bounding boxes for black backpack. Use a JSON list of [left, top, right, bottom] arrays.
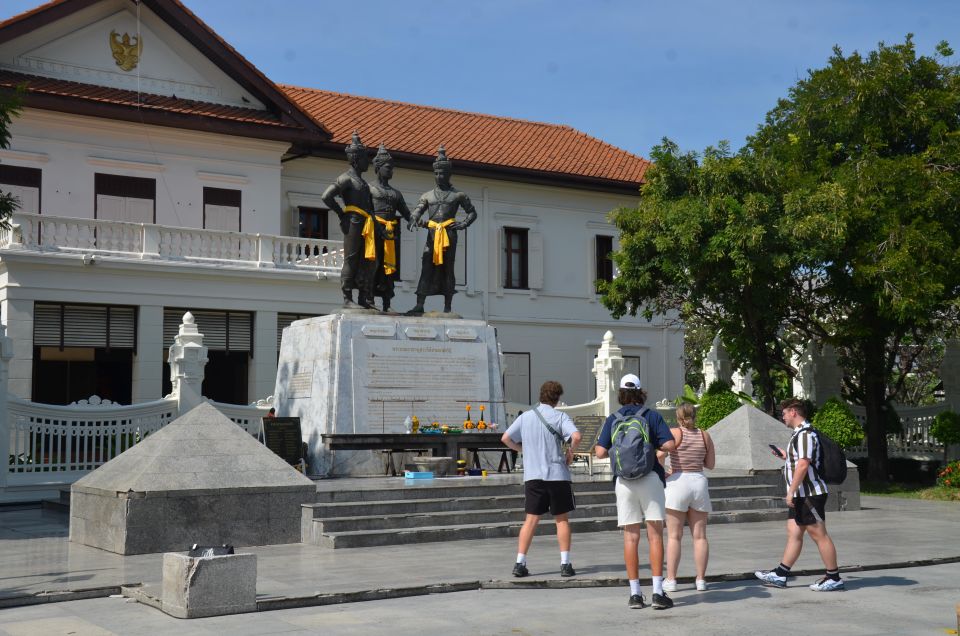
[[793, 427, 847, 485]]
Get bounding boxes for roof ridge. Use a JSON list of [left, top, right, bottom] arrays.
[[280, 83, 649, 166]]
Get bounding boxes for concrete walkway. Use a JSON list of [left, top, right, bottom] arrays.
[[0, 496, 958, 608]]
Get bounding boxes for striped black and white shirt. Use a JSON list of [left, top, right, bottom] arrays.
[[785, 422, 828, 496]]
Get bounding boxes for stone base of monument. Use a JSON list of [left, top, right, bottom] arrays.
[[161, 552, 256, 619], [275, 313, 505, 477], [405, 456, 452, 477]]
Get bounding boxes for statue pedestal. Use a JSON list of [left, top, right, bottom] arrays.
[[274, 313, 505, 476]]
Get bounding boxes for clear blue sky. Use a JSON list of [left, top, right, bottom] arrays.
[[5, 0, 960, 159]]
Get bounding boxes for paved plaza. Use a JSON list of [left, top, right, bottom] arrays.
[[0, 493, 957, 634]]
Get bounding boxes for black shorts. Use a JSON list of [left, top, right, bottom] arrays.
[[789, 494, 827, 526], [524, 480, 575, 516]]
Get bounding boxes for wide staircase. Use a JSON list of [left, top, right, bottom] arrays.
[[302, 473, 787, 549]]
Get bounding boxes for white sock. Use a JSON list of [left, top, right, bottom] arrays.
[[629, 579, 642, 596], [560, 551, 570, 565], [516, 553, 526, 565], [652, 576, 664, 595]]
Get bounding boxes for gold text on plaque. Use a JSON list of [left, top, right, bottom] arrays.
[[109, 30, 143, 72]]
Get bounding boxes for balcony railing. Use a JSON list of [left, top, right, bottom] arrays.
[[1, 212, 344, 274]]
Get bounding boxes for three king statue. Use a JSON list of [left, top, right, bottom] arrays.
[[322, 133, 477, 314]]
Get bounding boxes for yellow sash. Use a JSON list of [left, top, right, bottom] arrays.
[[344, 205, 376, 260], [374, 216, 399, 275], [428, 219, 456, 265]]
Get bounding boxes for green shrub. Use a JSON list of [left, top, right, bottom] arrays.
[[696, 390, 741, 429], [705, 379, 731, 395], [811, 397, 864, 449], [937, 460, 960, 489], [931, 411, 960, 446]]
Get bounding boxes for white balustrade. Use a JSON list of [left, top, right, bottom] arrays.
[[7, 396, 177, 479], [209, 400, 270, 437], [847, 403, 947, 455], [2, 213, 342, 274]]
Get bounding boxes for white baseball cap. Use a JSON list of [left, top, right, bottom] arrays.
[[620, 374, 642, 389]]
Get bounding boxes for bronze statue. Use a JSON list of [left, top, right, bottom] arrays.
[[321, 132, 376, 308], [407, 146, 477, 314], [369, 144, 412, 312]]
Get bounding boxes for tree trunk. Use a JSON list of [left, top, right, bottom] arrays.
[[862, 343, 890, 483]]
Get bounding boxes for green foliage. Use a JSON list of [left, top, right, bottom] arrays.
[[937, 460, 960, 489], [0, 88, 22, 230], [811, 397, 864, 449], [674, 384, 700, 406], [931, 411, 960, 446], [706, 379, 731, 395], [696, 390, 742, 429]]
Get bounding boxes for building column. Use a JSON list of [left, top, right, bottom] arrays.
[[3, 298, 33, 399], [250, 309, 278, 403], [0, 321, 13, 488], [132, 305, 163, 403]]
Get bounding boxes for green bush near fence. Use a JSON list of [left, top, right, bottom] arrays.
[[811, 397, 864, 449], [696, 389, 742, 429]]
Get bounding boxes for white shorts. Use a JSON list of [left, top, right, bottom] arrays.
[[664, 471, 712, 513], [615, 472, 665, 526]]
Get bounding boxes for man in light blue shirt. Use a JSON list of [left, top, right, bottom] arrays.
[[501, 381, 582, 578]]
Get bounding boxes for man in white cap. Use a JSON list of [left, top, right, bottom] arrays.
[[595, 374, 676, 610]]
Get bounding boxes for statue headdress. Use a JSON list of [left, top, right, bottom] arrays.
[[345, 131, 367, 160], [432, 145, 452, 171], [373, 143, 393, 171]]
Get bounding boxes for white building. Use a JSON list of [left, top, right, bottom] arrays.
[[0, 0, 684, 412]]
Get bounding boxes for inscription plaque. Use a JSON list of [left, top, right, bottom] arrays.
[[404, 325, 438, 340], [362, 324, 396, 338], [287, 366, 313, 399], [358, 339, 490, 429], [446, 327, 478, 340], [261, 417, 304, 466]]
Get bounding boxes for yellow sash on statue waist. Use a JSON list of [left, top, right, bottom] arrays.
[[345, 205, 376, 260], [428, 219, 456, 265], [374, 216, 399, 275]]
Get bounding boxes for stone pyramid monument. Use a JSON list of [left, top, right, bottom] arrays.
[[70, 402, 315, 555], [709, 404, 793, 472]]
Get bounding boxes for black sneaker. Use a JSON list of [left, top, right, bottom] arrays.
[[560, 563, 576, 577], [628, 593, 646, 609], [512, 562, 529, 578], [651, 592, 673, 610]]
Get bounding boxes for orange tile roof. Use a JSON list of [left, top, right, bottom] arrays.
[[0, 69, 296, 129], [281, 85, 650, 187]]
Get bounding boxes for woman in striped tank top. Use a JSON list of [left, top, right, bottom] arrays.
[[659, 403, 715, 592]]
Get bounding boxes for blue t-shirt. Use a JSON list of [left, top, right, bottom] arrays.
[[596, 404, 673, 485]]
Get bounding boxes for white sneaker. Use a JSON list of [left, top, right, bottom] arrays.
[[755, 570, 787, 588], [809, 576, 844, 592], [662, 579, 677, 592], [695, 579, 707, 591]]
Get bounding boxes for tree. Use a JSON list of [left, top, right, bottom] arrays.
[[750, 37, 960, 481], [600, 140, 799, 413], [0, 89, 22, 229]]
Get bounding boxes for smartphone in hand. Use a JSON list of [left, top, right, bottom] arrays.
[[769, 444, 785, 459]]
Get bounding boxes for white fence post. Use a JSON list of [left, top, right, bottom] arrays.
[[593, 331, 625, 417], [168, 312, 208, 414], [0, 321, 12, 488]]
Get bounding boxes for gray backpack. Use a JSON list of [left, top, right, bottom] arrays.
[[610, 407, 656, 480]]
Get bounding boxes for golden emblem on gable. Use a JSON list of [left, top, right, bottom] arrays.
[[109, 30, 143, 72]]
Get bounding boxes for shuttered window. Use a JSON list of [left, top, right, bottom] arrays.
[[164, 309, 252, 352], [277, 313, 322, 349], [33, 303, 137, 349]]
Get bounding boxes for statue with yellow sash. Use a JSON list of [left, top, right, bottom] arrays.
[[321, 132, 376, 308], [369, 144, 412, 312], [407, 146, 477, 315]]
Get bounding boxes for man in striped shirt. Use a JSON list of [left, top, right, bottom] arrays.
[[755, 398, 844, 592]]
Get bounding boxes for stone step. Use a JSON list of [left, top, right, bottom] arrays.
[[312, 474, 780, 504], [313, 507, 788, 548], [314, 502, 622, 533], [311, 495, 784, 534]]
